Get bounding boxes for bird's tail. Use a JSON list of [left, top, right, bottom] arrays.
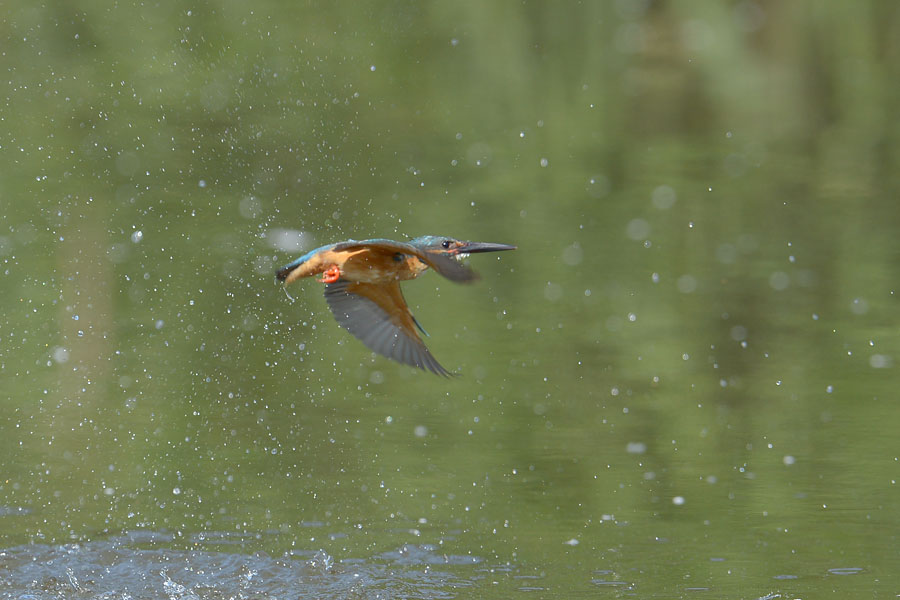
[[275, 264, 297, 281], [276, 255, 310, 281]]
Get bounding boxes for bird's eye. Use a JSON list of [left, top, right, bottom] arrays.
[[441, 240, 452, 248]]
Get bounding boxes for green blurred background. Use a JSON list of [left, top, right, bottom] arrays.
[[1, 1, 898, 597]]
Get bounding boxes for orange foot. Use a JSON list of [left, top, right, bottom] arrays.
[[317, 265, 342, 284]]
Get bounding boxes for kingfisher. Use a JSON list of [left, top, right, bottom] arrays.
[[276, 236, 516, 376]]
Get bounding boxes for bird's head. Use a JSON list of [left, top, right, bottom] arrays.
[[409, 236, 517, 260]]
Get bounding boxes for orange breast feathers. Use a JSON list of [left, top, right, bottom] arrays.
[[284, 247, 429, 285]]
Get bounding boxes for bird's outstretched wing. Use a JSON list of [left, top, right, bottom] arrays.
[[330, 239, 478, 283], [323, 279, 450, 376]]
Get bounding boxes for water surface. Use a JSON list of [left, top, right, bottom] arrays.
[[1, 1, 898, 598]]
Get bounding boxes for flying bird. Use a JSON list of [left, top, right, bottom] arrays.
[[276, 236, 516, 376]]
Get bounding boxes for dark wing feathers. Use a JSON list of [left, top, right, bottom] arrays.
[[418, 250, 479, 283], [323, 280, 450, 376]]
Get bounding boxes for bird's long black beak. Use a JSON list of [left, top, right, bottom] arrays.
[[458, 241, 517, 254]]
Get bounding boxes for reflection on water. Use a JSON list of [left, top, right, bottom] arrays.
[[2, 0, 899, 597]]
